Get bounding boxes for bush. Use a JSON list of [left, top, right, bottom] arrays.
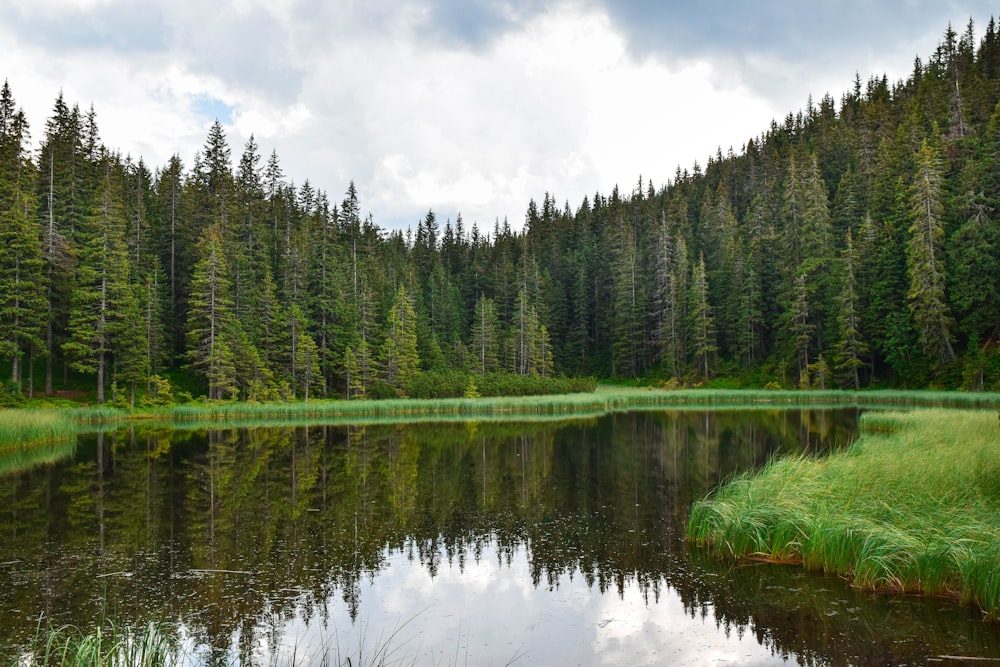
[[404, 371, 467, 399], [368, 381, 399, 400], [140, 375, 175, 407], [402, 371, 597, 399], [475, 373, 596, 397], [0, 380, 24, 407]]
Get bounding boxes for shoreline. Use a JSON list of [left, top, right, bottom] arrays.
[[3, 387, 1000, 449]]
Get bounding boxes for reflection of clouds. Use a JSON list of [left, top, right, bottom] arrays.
[[256, 540, 788, 666]]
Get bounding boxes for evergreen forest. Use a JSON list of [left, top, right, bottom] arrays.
[[3, 19, 1000, 404]]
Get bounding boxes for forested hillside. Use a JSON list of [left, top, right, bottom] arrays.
[[3, 19, 1000, 404]]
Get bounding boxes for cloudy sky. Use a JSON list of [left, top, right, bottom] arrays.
[[2, 1, 996, 230]]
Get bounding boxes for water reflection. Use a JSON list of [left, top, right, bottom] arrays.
[[1, 409, 997, 664]]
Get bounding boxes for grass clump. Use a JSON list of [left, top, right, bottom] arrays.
[[688, 409, 1000, 618], [0, 409, 78, 449], [16, 622, 177, 667]]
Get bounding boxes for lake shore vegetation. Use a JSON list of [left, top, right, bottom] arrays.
[[687, 409, 1000, 619], [4, 386, 999, 449]]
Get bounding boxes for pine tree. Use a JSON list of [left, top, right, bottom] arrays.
[[787, 272, 815, 386], [38, 93, 91, 395], [291, 314, 322, 401], [186, 224, 238, 399], [113, 282, 148, 407], [381, 284, 419, 392], [471, 294, 500, 374], [141, 258, 169, 376], [835, 230, 868, 388], [0, 81, 45, 390], [906, 140, 956, 365], [153, 155, 185, 353], [62, 155, 131, 404], [688, 254, 716, 382], [610, 215, 642, 377], [512, 287, 544, 376]]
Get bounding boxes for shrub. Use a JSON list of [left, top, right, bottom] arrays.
[[404, 371, 467, 399], [368, 381, 399, 400], [140, 375, 175, 407], [0, 380, 24, 407]]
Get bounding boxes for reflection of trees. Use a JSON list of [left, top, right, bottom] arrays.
[[678, 550, 1000, 664], [6, 409, 986, 665]]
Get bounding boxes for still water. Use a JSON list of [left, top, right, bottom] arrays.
[[1, 409, 998, 665]]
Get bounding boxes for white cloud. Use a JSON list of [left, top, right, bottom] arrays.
[[1, 0, 992, 230]]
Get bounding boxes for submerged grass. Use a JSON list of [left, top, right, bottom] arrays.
[[688, 409, 1000, 618]]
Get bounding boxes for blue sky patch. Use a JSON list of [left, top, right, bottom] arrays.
[[192, 95, 233, 124]]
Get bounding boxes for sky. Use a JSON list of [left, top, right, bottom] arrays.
[[2, 1, 997, 231]]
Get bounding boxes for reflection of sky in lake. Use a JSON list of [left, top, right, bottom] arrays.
[[251, 542, 788, 666]]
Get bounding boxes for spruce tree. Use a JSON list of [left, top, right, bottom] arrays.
[[688, 254, 716, 382], [381, 284, 419, 392], [906, 140, 956, 365], [62, 155, 131, 404], [186, 224, 238, 399], [835, 230, 868, 388], [0, 81, 45, 390], [471, 294, 500, 374]]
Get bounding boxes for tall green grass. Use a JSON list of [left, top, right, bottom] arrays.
[[688, 409, 1000, 618], [16, 622, 177, 667], [163, 387, 1000, 425], [3, 388, 1000, 445], [0, 409, 78, 449]]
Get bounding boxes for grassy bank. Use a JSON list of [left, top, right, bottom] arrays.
[[164, 387, 1000, 424], [0, 409, 80, 449], [688, 409, 1000, 618], [4, 388, 1000, 447]]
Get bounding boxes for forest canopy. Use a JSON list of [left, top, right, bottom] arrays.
[[3, 18, 1000, 403]]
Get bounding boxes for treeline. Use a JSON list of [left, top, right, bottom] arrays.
[[3, 18, 1000, 403]]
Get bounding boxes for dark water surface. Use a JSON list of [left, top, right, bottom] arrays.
[[1, 409, 998, 665]]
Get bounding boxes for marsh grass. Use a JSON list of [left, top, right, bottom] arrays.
[[688, 409, 1000, 618], [16, 621, 177, 667], [3, 388, 999, 450], [153, 387, 1000, 426], [13, 613, 508, 667], [0, 409, 78, 449]]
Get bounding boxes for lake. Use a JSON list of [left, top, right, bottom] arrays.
[[2, 409, 998, 665]]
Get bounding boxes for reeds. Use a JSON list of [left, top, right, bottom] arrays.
[[0, 409, 78, 449], [17, 622, 176, 667], [688, 409, 1000, 618], [3, 388, 1000, 446]]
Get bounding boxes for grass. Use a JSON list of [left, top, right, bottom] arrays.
[[14, 622, 177, 667], [0, 409, 79, 449], [10, 615, 519, 667], [3, 388, 1000, 448], [118, 387, 1000, 425], [687, 408, 1000, 619]]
